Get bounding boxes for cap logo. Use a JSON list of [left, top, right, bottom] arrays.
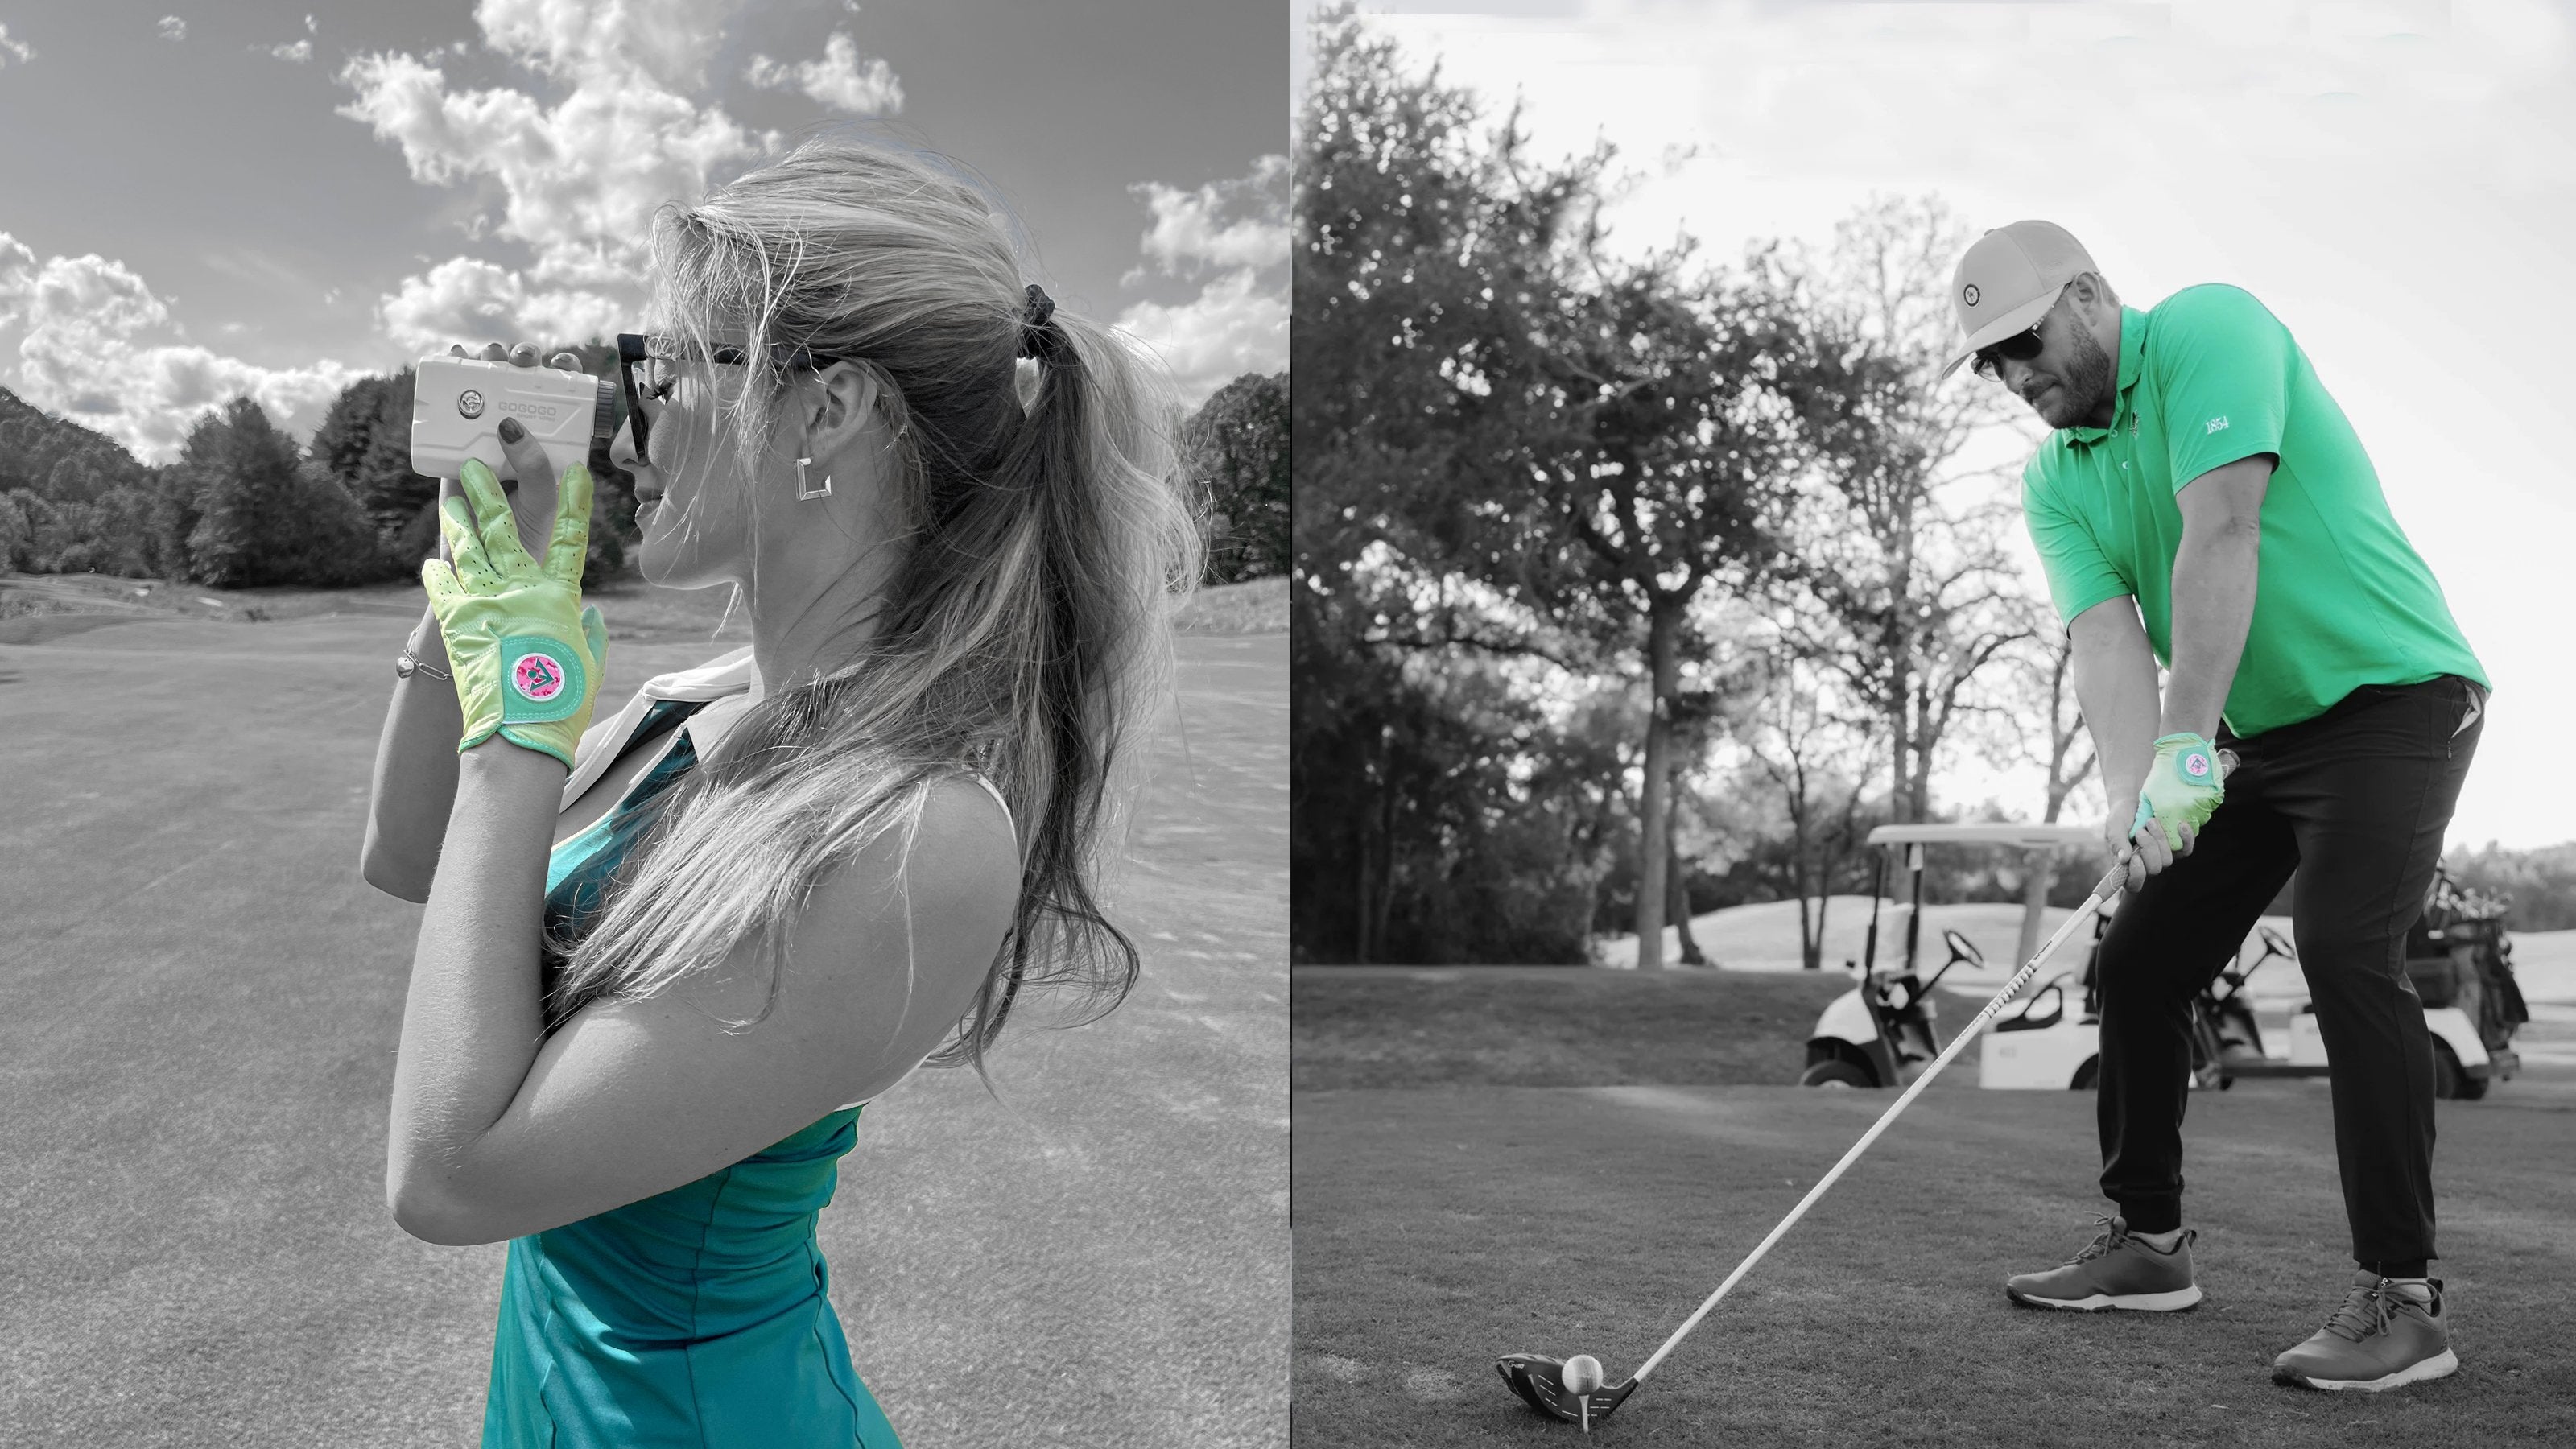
[[458, 390, 485, 419], [1962, 283, 1981, 307], [513, 651, 566, 701]]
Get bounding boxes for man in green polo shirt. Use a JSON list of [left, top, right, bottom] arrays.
[[1939, 220, 2487, 1393]]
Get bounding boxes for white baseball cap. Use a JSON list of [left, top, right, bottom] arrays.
[[1937, 220, 2099, 379]]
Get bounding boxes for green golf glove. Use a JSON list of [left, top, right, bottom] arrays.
[[420, 458, 606, 771], [2130, 732, 2225, 851]]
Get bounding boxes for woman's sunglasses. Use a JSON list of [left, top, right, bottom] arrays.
[[614, 332, 851, 461]]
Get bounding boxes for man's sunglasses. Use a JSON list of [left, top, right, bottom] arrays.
[[1971, 323, 2047, 381], [614, 332, 851, 461]]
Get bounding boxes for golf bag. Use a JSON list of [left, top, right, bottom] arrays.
[[2403, 867, 2529, 1056]]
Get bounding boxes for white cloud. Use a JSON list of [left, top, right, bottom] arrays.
[[477, 0, 742, 93], [338, 1, 775, 352], [745, 32, 903, 115], [0, 233, 357, 461], [1113, 155, 1289, 406], [1127, 154, 1290, 281], [306, 14, 317, 34], [1117, 269, 1289, 407], [376, 255, 624, 354], [270, 39, 313, 64], [0, 23, 35, 66], [157, 17, 184, 43]]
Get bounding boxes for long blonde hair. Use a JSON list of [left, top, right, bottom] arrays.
[[549, 137, 1200, 1071]]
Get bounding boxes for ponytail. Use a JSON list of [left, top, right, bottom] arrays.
[[547, 138, 1200, 1077]]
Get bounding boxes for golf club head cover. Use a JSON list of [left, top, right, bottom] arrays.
[[421, 458, 607, 771], [2132, 732, 2224, 850], [1496, 1354, 1640, 1426]]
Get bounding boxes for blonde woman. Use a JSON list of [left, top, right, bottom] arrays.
[[361, 138, 1194, 1447]]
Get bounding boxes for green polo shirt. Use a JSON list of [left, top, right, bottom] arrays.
[[2021, 285, 2485, 737]]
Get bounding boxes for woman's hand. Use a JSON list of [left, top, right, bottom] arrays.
[[421, 457, 607, 770], [436, 343, 590, 564]]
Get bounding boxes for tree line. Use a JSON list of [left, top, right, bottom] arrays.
[[0, 350, 634, 589], [1, 356, 1286, 594]]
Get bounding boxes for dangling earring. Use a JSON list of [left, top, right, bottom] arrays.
[[796, 456, 832, 501]]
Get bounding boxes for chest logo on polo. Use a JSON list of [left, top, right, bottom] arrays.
[[2206, 415, 2230, 435]]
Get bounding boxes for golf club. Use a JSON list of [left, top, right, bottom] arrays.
[[1500, 757, 2232, 1430]]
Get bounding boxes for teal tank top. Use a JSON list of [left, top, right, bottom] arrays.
[[483, 699, 902, 1449]]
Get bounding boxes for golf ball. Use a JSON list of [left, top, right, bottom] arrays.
[[1561, 1354, 1604, 1396]]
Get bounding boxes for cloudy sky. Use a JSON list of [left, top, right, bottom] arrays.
[[1294, 0, 2574, 852], [0, 0, 1286, 462]]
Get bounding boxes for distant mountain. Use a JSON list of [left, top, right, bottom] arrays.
[[0, 385, 159, 505]]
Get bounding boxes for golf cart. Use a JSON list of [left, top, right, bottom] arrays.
[[1979, 869, 2524, 1098], [1796, 822, 2100, 1089], [1796, 828, 2529, 1098]]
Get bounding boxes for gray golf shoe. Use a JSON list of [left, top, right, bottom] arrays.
[[2272, 1273, 2458, 1392], [2005, 1214, 2203, 1311]]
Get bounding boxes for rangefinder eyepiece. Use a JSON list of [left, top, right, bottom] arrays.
[[411, 354, 617, 481]]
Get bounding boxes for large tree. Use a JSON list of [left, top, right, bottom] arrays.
[[1764, 196, 2046, 826], [177, 398, 386, 588], [1497, 267, 1805, 969], [1180, 372, 1289, 583], [1293, 6, 1611, 960]]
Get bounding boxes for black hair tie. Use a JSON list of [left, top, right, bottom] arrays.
[[1017, 283, 1058, 359]]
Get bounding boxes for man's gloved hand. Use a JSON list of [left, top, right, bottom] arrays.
[[421, 457, 606, 770], [2131, 732, 2225, 852]]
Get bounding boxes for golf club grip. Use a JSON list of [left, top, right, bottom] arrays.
[[1629, 861, 2130, 1385]]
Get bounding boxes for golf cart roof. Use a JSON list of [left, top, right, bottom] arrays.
[[1865, 823, 2100, 849]]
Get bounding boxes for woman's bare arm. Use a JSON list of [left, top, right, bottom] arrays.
[[386, 774, 1017, 1245], [361, 606, 466, 902]]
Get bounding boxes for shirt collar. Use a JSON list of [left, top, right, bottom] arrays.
[[2060, 305, 2147, 445], [559, 646, 755, 809]]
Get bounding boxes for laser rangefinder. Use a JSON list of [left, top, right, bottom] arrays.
[[410, 354, 617, 481]]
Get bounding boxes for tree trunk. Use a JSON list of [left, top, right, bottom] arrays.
[[1908, 680, 1935, 824], [1633, 599, 1679, 970], [1887, 682, 1911, 825], [1368, 753, 1397, 960], [1668, 802, 1705, 966], [2015, 855, 2050, 972], [2016, 781, 2074, 984], [1355, 723, 1397, 963]]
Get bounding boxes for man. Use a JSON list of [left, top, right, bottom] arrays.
[[1940, 221, 2487, 1393]]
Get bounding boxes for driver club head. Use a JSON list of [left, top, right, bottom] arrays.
[[1496, 1352, 1641, 1433]]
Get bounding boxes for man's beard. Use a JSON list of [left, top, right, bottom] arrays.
[[2036, 324, 2116, 429]]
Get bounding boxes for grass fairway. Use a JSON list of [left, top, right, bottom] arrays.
[[1294, 968, 2576, 1447], [1294, 966, 1854, 1091], [0, 602, 1284, 1448]]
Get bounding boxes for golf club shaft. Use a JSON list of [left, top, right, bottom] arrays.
[[1629, 852, 2134, 1385]]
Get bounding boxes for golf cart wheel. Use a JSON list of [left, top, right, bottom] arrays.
[[2070, 1056, 2099, 1092], [1800, 1059, 1873, 1089], [2432, 1039, 2487, 1100]]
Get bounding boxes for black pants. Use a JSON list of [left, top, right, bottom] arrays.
[[2095, 675, 2484, 1269]]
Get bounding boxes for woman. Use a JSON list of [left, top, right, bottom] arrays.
[[361, 138, 1196, 1447]]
